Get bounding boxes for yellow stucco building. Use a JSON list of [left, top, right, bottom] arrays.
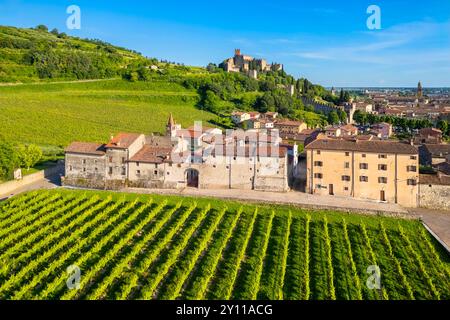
[[305, 138, 419, 207]]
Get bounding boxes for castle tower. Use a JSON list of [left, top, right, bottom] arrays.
[[234, 49, 241, 56], [417, 81, 423, 99]]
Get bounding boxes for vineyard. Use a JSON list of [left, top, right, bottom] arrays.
[[0, 190, 449, 300]]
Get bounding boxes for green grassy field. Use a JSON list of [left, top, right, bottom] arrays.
[[0, 189, 449, 300], [0, 79, 215, 150]]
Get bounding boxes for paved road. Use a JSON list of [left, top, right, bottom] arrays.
[[409, 208, 450, 250], [0, 174, 60, 200], [126, 187, 409, 216]]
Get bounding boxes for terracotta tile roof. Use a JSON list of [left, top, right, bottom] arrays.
[[419, 127, 443, 136], [65, 142, 106, 156], [275, 120, 305, 126], [128, 145, 173, 164], [306, 138, 418, 155], [211, 144, 287, 158], [105, 133, 142, 149], [422, 144, 450, 157]]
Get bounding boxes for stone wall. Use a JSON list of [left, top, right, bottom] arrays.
[[0, 164, 63, 198], [419, 183, 450, 210]]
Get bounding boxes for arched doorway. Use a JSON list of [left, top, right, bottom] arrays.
[[186, 169, 199, 188]]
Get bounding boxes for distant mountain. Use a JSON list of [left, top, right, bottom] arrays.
[[0, 25, 148, 83]]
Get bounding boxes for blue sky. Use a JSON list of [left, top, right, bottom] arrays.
[[1, 0, 449, 87]]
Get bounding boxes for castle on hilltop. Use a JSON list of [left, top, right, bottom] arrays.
[[220, 49, 283, 77]]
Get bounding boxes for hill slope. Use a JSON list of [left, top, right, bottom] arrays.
[[0, 25, 145, 83]]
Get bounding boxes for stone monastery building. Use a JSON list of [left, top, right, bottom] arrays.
[[64, 114, 290, 192]]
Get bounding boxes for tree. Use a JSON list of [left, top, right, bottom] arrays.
[[18, 144, 43, 171], [353, 110, 367, 125], [437, 120, 449, 136], [50, 28, 59, 36], [35, 25, 48, 32], [0, 139, 20, 180], [338, 110, 348, 123], [328, 111, 340, 125]]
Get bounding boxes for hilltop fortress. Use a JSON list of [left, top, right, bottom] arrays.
[[220, 49, 283, 76]]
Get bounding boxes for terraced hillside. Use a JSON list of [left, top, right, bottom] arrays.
[[0, 190, 449, 300]]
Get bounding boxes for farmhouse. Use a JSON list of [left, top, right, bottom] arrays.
[[63, 115, 290, 192]]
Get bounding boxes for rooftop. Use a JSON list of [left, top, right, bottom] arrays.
[[129, 145, 173, 164], [105, 133, 142, 149], [306, 138, 418, 155], [65, 142, 106, 156]]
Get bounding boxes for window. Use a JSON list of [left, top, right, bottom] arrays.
[[315, 184, 322, 189], [109, 156, 113, 163], [169, 163, 173, 167], [345, 152, 350, 156], [378, 154, 387, 159], [378, 164, 388, 171], [407, 179, 417, 186], [121, 157, 125, 164], [342, 175, 351, 182], [83, 168, 86, 172], [136, 170, 141, 176], [167, 172, 170, 175], [314, 173, 323, 179], [94, 160, 97, 164], [213, 165, 216, 168], [69, 165, 73, 171], [82, 159, 86, 164], [344, 162, 350, 169], [109, 167, 113, 175], [344, 187, 349, 191], [360, 176, 369, 182], [233, 156, 237, 161], [94, 167, 98, 172], [362, 154, 366, 158], [316, 150, 321, 155], [378, 177, 388, 184], [121, 167, 126, 176], [410, 156, 417, 160], [226, 165, 230, 169], [155, 164, 158, 168], [407, 166, 417, 172], [136, 162, 140, 167], [314, 161, 323, 167], [154, 170, 158, 175], [360, 163, 369, 170]]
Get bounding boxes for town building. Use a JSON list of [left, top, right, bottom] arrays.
[[274, 120, 308, 136], [414, 128, 443, 145], [370, 122, 393, 140], [418, 144, 450, 166], [305, 138, 419, 207], [63, 115, 290, 192]]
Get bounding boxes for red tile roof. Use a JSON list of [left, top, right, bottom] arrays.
[[128, 145, 173, 164], [65, 142, 106, 156], [306, 138, 417, 155], [105, 133, 142, 149]]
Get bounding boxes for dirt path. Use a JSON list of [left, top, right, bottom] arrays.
[[0, 78, 118, 87]]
